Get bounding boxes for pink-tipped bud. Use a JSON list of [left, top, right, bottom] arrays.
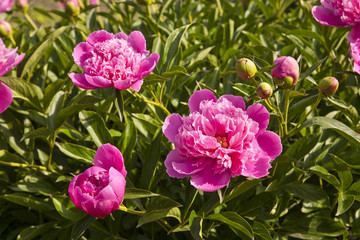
[[318, 77, 339, 96], [16, 0, 28, 11], [235, 58, 257, 81], [65, 0, 80, 15], [90, 0, 98, 5], [257, 82, 273, 99], [271, 56, 299, 89], [0, 20, 12, 37]]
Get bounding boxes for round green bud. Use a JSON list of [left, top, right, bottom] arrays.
[[0, 21, 12, 37], [235, 58, 257, 81], [318, 77, 339, 96], [256, 82, 273, 99], [273, 76, 294, 89]]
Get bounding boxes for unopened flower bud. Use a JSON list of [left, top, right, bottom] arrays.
[[235, 58, 257, 81], [16, 0, 28, 12], [257, 82, 273, 99], [271, 56, 299, 89], [318, 77, 339, 96], [65, 0, 80, 15], [0, 20, 12, 37]]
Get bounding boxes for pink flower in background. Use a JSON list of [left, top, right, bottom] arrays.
[[0, 0, 14, 13], [69, 30, 159, 92], [162, 90, 282, 192], [90, 0, 99, 5], [68, 144, 127, 218], [17, 0, 28, 9], [0, 37, 25, 113]]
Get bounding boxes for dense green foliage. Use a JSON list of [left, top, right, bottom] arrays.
[[0, 0, 360, 239]]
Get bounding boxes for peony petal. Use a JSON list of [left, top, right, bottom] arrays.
[[246, 103, 269, 134], [188, 89, 217, 113], [312, 6, 347, 27], [72, 42, 92, 64], [81, 199, 114, 218], [162, 114, 183, 143], [85, 75, 112, 88], [94, 144, 127, 177], [218, 94, 246, 110], [129, 79, 143, 92], [164, 150, 189, 178], [0, 82, 13, 113], [113, 79, 131, 90], [115, 32, 128, 40], [138, 53, 160, 78], [190, 163, 231, 192], [108, 167, 126, 201], [69, 73, 98, 89], [172, 157, 206, 175], [95, 184, 118, 201], [68, 175, 82, 209], [256, 131, 282, 160], [348, 25, 360, 43], [86, 30, 114, 46], [128, 31, 146, 53], [241, 156, 272, 178]]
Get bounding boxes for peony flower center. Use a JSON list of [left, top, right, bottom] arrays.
[[216, 136, 229, 148], [80, 171, 110, 197]]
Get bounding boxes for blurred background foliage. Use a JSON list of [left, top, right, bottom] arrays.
[[0, 0, 359, 239]]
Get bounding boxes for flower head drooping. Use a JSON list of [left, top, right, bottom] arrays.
[[68, 144, 127, 218], [0, 0, 14, 13], [271, 56, 299, 89], [162, 90, 282, 192], [0, 37, 25, 114], [318, 77, 339, 96], [69, 30, 159, 92]]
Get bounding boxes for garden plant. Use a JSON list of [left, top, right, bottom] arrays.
[[0, 0, 360, 239]]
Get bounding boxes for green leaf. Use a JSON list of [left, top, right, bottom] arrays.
[[282, 183, 330, 207], [309, 165, 341, 190], [17, 222, 56, 240], [20, 26, 71, 78], [253, 221, 272, 240], [119, 118, 137, 163], [52, 196, 86, 221], [206, 212, 253, 239], [71, 215, 95, 240], [1, 193, 54, 211], [189, 211, 203, 240], [336, 192, 355, 216], [288, 90, 307, 100], [301, 117, 360, 146], [79, 111, 112, 147], [0, 149, 25, 163], [21, 127, 50, 142], [142, 73, 169, 86], [55, 142, 95, 164], [47, 91, 66, 136], [298, 57, 328, 83], [124, 188, 160, 199]]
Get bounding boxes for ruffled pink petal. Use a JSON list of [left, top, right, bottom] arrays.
[[0, 82, 13, 113], [256, 131, 282, 160], [129, 79, 143, 92], [172, 157, 207, 175], [163, 114, 183, 143], [190, 163, 231, 192], [113, 79, 131, 90], [164, 150, 189, 178], [0, 53, 24, 76], [86, 30, 114, 46], [188, 89, 217, 113], [108, 167, 126, 201], [218, 95, 245, 110], [246, 103, 269, 134], [312, 6, 347, 27], [115, 32, 128, 40], [348, 25, 360, 43], [69, 73, 98, 89], [68, 174, 82, 208], [81, 199, 113, 218], [94, 144, 127, 177], [138, 53, 160, 78], [95, 184, 118, 201], [128, 31, 146, 53], [85, 75, 112, 88], [241, 156, 272, 178], [72, 42, 92, 63]]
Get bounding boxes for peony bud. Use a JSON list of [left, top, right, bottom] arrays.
[[65, 0, 80, 15], [235, 58, 257, 81], [16, 0, 28, 11], [271, 56, 299, 89], [256, 82, 273, 99], [318, 77, 339, 96], [0, 21, 12, 37]]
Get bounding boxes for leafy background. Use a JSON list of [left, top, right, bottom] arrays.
[[0, 0, 360, 239]]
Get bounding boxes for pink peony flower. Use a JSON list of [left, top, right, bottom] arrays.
[[69, 30, 159, 92], [162, 90, 282, 192], [312, 0, 360, 27], [68, 144, 127, 218], [0, 37, 25, 113], [0, 0, 14, 13], [271, 56, 299, 88]]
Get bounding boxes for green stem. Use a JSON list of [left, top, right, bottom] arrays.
[[287, 92, 323, 138], [216, 0, 223, 15], [132, 91, 171, 116], [113, 89, 125, 122], [48, 141, 54, 171], [283, 89, 290, 136], [8, 34, 16, 46], [24, 12, 38, 31], [182, 189, 199, 222], [119, 204, 145, 215], [0, 160, 47, 170]]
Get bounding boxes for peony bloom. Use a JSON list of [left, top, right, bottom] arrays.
[[312, 0, 360, 27], [0, 37, 25, 113], [69, 30, 159, 92], [68, 144, 127, 218], [162, 90, 282, 192], [0, 0, 14, 13], [271, 56, 299, 89]]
